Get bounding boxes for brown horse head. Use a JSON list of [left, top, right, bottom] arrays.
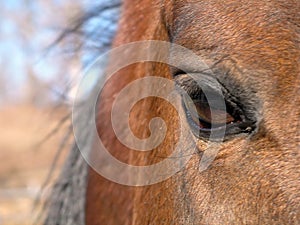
[[83, 0, 300, 224]]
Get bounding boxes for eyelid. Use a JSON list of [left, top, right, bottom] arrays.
[[174, 73, 243, 116], [175, 73, 223, 91]]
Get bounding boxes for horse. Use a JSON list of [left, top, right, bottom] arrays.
[[44, 0, 300, 224]]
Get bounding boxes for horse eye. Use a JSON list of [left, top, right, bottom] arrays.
[[183, 93, 236, 129], [181, 91, 244, 139], [175, 73, 256, 140]]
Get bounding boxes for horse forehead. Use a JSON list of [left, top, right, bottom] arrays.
[[169, 0, 300, 30], [167, 0, 300, 70]]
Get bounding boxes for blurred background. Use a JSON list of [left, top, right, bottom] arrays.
[[0, 0, 119, 224]]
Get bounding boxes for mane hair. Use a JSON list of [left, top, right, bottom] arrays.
[[44, 144, 88, 225], [43, 1, 121, 224]]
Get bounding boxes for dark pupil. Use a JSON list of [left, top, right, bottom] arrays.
[[183, 92, 235, 129]]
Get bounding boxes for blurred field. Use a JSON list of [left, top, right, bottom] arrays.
[[0, 104, 71, 225]]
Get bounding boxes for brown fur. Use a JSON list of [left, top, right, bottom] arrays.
[[86, 0, 300, 224]]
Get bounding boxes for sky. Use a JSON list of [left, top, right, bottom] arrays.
[[1, 2, 25, 87], [0, 0, 62, 103], [0, 0, 84, 105], [0, 0, 120, 106]]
